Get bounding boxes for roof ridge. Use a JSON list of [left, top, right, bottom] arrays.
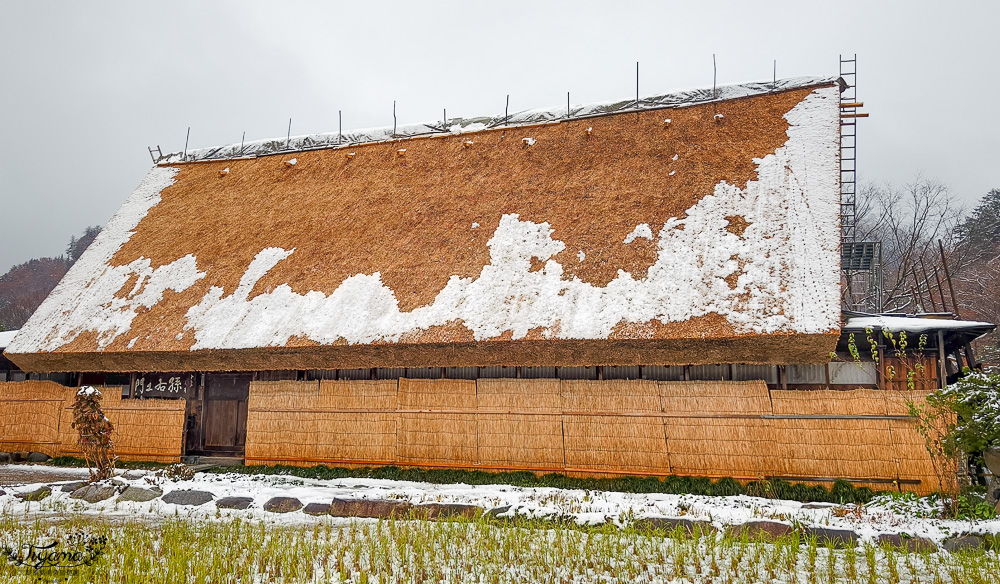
[[157, 75, 839, 165]]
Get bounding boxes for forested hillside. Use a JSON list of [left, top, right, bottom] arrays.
[[0, 226, 100, 331]]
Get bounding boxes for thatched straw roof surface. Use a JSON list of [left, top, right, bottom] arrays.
[[7, 78, 843, 373]]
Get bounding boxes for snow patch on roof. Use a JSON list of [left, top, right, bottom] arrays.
[[623, 224, 653, 244], [180, 86, 841, 349], [8, 166, 207, 353]]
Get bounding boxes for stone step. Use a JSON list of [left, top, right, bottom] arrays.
[[182, 456, 245, 469]]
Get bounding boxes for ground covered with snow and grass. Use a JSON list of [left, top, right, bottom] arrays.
[[2, 464, 999, 582]]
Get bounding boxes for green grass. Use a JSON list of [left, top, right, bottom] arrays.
[[0, 514, 996, 583], [210, 463, 882, 504], [47, 456, 172, 470]]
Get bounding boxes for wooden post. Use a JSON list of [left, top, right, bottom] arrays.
[[931, 266, 949, 313], [937, 330, 947, 389], [919, 260, 939, 311], [939, 240, 961, 317]]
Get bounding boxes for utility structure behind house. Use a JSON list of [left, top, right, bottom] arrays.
[[2, 75, 993, 493]]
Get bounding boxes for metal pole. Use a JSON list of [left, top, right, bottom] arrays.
[[393, 101, 397, 136], [773, 60, 776, 90], [636, 61, 639, 107], [566, 92, 570, 118], [339, 110, 342, 143], [183, 127, 190, 160], [286, 118, 292, 147], [505, 95, 509, 125], [713, 54, 717, 99], [240, 132, 245, 155]]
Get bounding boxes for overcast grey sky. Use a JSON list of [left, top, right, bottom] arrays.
[[1, 0, 997, 274]]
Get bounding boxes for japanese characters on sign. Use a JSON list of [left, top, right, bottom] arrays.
[[132, 373, 195, 399]]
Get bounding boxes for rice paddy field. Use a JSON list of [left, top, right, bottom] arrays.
[[1, 514, 998, 584]]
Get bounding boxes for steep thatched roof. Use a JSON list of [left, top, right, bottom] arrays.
[[6, 78, 843, 373]]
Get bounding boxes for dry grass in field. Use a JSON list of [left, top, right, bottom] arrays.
[[0, 514, 996, 583]]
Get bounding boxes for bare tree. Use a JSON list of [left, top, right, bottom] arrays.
[[853, 176, 963, 312]]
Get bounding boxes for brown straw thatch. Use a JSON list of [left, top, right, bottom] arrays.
[[7, 83, 841, 374]]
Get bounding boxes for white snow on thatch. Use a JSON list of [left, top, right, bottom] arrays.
[[7, 166, 206, 353], [10, 86, 841, 354], [623, 224, 654, 244], [182, 86, 841, 349]]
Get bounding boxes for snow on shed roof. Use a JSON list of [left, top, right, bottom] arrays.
[[7, 79, 843, 373], [0, 330, 18, 349], [844, 315, 996, 335]]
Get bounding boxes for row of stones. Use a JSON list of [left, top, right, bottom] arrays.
[[13, 484, 993, 554], [0, 451, 51, 464]]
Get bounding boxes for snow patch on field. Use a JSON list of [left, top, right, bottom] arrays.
[[2, 467, 997, 544]]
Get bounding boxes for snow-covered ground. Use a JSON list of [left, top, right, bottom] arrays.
[[1, 464, 997, 545]]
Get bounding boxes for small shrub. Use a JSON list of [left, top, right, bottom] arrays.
[[931, 369, 1000, 462], [164, 464, 196, 481], [71, 386, 115, 482], [951, 493, 997, 521]]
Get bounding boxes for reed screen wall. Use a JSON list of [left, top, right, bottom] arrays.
[[246, 379, 942, 494], [0, 381, 185, 462]]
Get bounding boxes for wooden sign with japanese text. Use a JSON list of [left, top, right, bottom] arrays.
[[132, 373, 196, 399]]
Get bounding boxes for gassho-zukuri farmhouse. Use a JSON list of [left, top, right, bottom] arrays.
[[1, 76, 993, 493]]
